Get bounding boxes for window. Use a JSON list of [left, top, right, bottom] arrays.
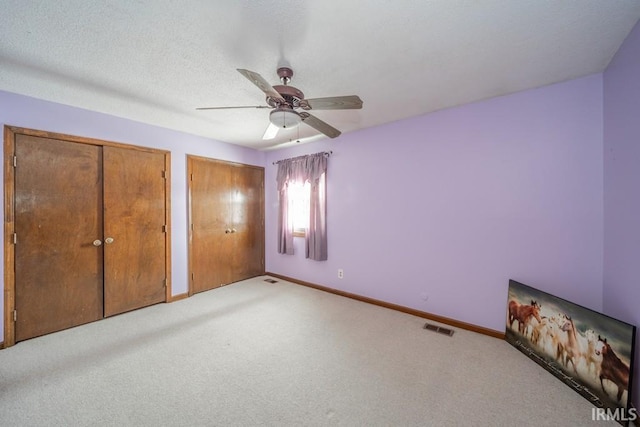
[[288, 180, 310, 236], [276, 151, 328, 260]]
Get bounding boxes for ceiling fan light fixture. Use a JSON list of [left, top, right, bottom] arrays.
[[269, 107, 302, 129]]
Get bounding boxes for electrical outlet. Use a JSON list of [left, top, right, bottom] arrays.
[[338, 268, 344, 279]]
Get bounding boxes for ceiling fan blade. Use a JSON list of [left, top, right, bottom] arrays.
[[237, 69, 285, 103], [301, 95, 363, 110], [299, 112, 341, 138], [262, 122, 279, 140], [196, 105, 270, 110]]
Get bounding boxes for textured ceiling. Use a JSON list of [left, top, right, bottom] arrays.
[[1, 1, 640, 150]]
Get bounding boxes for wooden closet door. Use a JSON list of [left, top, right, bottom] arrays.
[[230, 164, 264, 282], [103, 146, 166, 317], [14, 135, 103, 341], [189, 157, 233, 294]]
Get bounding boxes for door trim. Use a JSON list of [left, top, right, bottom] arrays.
[[3, 125, 172, 348]]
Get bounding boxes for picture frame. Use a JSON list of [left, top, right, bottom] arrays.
[[506, 279, 636, 425]]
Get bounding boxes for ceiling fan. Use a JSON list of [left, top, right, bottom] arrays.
[[197, 67, 363, 140]]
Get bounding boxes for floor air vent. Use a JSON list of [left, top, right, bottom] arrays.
[[264, 278, 278, 283], [424, 323, 454, 336]]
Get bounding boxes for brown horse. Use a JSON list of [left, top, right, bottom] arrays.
[[596, 335, 630, 402], [508, 299, 542, 337]]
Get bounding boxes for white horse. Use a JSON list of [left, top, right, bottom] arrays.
[[579, 328, 602, 378], [546, 313, 581, 373]]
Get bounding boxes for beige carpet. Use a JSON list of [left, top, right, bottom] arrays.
[[0, 276, 618, 426]]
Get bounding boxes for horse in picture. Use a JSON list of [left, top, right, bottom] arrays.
[[550, 314, 583, 373], [581, 329, 602, 377], [596, 335, 630, 402], [508, 299, 542, 337]]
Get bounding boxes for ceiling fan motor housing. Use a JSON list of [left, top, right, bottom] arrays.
[[267, 85, 305, 108]]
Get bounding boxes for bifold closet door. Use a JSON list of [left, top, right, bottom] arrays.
[[229, 164, 264, 283], [14, 135, 104, 342], [103, 146, 167, 317], [190, 158, 233, 293]]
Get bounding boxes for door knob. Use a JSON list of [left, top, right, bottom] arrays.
[[231, 228, 237, 233], [104, 237, 114, 244], [93, 239, 102, 246], [225, 229, 231, 234]]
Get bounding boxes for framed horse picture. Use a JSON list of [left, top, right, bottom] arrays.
[[505, 279, 636, 426]]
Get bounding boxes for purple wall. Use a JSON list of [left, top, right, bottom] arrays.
[[265, 74, 604, 334], [0, 90, 265, 343], [603, 20, 640, 411]]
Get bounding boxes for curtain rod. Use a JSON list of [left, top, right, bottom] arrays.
[[272, 151, 332, 165]]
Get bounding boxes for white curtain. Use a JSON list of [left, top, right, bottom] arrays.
[[276, 152, 328, 261]]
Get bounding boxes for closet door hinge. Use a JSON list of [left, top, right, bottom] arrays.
[[13, 156, 17, 167], [13, 233, 17, 244], [162, 225, 167, 233], [161, 170, 167, 179], [163, 278, 167, 288], [13, 310, 17, 322]]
